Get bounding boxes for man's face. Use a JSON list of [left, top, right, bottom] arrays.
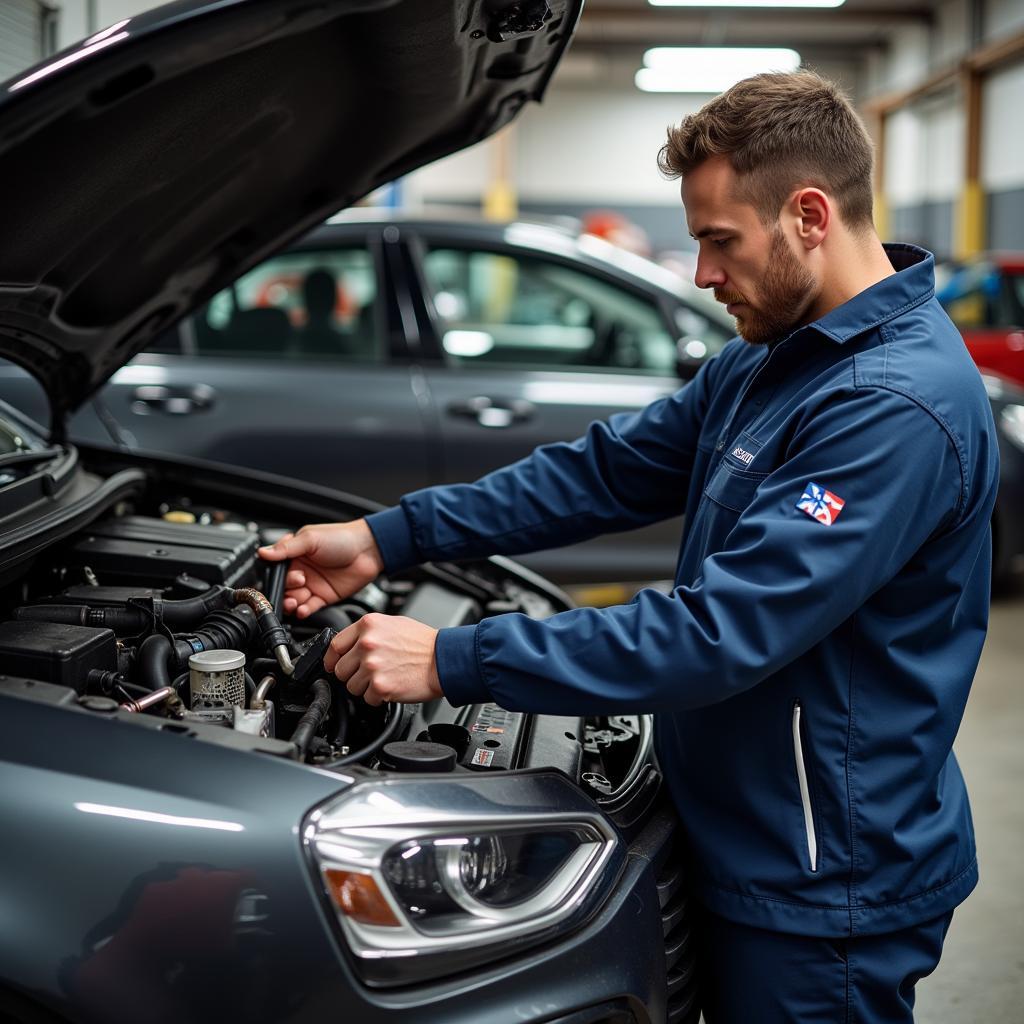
[[682, 155, 818, 345]]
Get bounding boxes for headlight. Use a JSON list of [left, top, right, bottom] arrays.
[[1000, 405, 1024, 450], [303, 773, 621, 985]]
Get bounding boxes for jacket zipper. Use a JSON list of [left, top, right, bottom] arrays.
[[792, 701, 818, 873]]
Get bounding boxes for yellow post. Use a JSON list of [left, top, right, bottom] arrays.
[[873, 191, 890, 244], [956, 179, 985, 259], [483, 126, 517, 221], [955, 69, 985, 259]]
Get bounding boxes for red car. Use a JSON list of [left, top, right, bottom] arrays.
[[936, 253, 1024, 387]]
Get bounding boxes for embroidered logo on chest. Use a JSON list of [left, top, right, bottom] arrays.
[[731, 446, 755, 466]]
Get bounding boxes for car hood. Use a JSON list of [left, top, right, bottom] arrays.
[[0, 0, 581, 431]]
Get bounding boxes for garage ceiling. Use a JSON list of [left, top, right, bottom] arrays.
[[577, 0, 936, 51], [560, 0, 948, 93]]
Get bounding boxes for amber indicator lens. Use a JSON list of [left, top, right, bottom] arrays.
[[325, 869, 401, 927]]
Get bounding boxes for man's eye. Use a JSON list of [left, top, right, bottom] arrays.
[[713, 237, 730, 249]]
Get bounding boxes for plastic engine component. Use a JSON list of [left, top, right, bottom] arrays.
[[460, 704, 527, 771], [0, 621, 117, 693], [292, 627, 337, 686], [400, 582, 479, 629], [65, 515, 258, 587], [189, 649, 246, 709], [380, 741, 457, 773]]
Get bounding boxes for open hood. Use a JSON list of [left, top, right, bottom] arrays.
[[0, 0, 581, 432]]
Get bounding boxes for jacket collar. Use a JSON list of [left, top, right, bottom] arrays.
[[807, 243, 935, 345]]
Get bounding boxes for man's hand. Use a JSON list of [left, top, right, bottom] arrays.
[[324, 613, 442, 706], [257, 520, 384, 618]]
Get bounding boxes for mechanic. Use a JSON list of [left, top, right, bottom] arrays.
[[259, 71, 999, 1022]]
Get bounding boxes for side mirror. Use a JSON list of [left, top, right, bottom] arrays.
[[675, 337, 709, 380]]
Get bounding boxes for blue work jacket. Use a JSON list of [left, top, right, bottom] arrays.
[[367, 245, 999, 937]]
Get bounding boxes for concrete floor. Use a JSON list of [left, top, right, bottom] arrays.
[[916, 580, 1024, 1020]]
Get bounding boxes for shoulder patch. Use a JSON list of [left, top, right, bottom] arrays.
[[796, 482, 846, 526]]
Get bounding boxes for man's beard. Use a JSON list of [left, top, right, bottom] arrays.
[[715, 227, 817, 345]]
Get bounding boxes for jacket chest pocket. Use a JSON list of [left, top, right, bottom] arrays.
[[689, 460, 767, 564], [704, 461, 767, 513]]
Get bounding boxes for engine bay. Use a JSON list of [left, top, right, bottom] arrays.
[[1, 485, 652, 810]]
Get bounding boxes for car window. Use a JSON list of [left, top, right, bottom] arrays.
[[188, 248, 379, 361], [422, 247, 680, 375], [936, 260, 1024, 329], [1001, 270, 1024, 326]]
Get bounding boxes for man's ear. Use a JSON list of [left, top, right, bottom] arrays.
[[789, 187, 830, 251]]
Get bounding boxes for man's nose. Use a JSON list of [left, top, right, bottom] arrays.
[[694, 253, 726, 290]]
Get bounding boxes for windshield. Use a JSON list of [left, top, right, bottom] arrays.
[[0, 358, 53, 435]]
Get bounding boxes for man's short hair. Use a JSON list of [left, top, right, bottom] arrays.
[[658, 70, 875, 230]]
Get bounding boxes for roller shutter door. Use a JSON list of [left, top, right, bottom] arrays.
[[0, 0, 46, 84]]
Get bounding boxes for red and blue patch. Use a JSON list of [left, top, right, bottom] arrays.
[[796, 482, 846, 526]]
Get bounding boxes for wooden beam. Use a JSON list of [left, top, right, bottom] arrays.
[[967, 27, 1024, 74], [862, 66, 958, 115], [863, 28, 1024, 116]]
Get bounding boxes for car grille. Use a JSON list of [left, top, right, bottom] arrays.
[[657, 850, 701, 1024]]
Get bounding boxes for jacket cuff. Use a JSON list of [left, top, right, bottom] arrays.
[[435, 624, 490, 707], [365, 506, 420, 574]]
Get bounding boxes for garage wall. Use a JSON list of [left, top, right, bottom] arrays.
[[986, 0, 1024, 38], [870, 0, 1024, 257], [884, 96, 963, 256], [982, 60, 1024, 251], [54, 0, 150, 51], [405, 57, 862, 254], [0, 1, 53, 84]]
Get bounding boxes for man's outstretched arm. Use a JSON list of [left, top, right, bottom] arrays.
[[366, 348, 728, 573], [329, 386, 968, 713], [259, 349, 728, 704]]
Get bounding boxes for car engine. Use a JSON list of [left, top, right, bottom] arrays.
[[1, 490, 650, 805]]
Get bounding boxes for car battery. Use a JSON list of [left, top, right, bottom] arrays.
[[0, 620, 117, 693], [65, 516, 259, 588]]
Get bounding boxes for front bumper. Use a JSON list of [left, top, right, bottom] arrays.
[[302, 804, 693, 1024]]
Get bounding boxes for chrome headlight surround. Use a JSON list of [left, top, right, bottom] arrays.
[[303, 772, 622, 986]]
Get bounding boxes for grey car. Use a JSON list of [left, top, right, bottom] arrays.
[[1, 211, 735, 586], [13, 210, 1024, 587], [0, 2, 699, 1023]]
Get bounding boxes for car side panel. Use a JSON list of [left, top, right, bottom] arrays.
[[423, 365, 685, 583], [85, 354, 433, 506]]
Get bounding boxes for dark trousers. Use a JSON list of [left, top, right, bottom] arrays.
[[695, 908, 954, 1023]]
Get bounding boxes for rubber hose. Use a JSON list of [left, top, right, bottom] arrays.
[[332, 701, 405, 767], [264, 561, 287, 618], [172, 607, 256, 672], [117, 681, 150, 698], [137, 634, 172, 691], [14, 587, 231, 633], [291, 679, 332, 759]]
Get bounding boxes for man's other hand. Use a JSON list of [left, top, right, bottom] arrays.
[[324, 613, 442, 706], [257, 520, 384, 618]]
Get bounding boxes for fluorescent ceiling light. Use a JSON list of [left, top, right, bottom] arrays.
[[636, 46, 801, 93], [649, 1, 843, 7]]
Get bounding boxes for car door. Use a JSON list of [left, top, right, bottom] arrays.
[[72, 232, 433, 506], [410, 237, 705, 585]]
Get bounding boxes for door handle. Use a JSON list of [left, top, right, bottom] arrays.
[[130, 384, 215, 416], [446, 396, 535, 428]]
